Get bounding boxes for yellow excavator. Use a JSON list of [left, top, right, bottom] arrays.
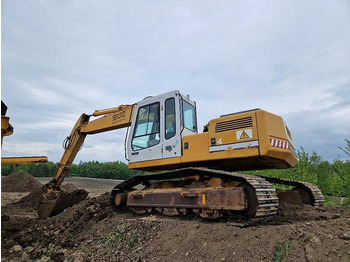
[[1, 101, 48, 165], [38, 90, 324, 220]]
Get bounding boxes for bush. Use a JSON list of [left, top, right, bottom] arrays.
[[245, 147, 350, 198], [1, 161, 137, 180]]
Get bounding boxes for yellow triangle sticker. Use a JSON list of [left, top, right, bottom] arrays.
[[240, 130, 250, 140]]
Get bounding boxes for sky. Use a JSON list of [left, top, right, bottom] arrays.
[[1, 0, 350, 164]]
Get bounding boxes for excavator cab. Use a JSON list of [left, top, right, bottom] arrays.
[[126, 90, 197, 163]]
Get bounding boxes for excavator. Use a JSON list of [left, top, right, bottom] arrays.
[[1, 101, 48, 165], [38, 90, 324, 220]]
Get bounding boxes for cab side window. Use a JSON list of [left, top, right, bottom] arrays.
[[132, 103, 160, 150], [182, 100, 196, 132], [165, 98, 176, 140]]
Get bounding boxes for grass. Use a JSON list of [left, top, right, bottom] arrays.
[[324, 196, 350, 208], [113, 233, 126, 242], [273, 241, 290, 262], [99, 232, 141, 248], [128, 234, 141, 247], [98, 237, 108, 243]]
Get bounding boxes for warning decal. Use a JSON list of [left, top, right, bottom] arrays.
[[236, 129, 252, 140], [240, 131, 249, 139]]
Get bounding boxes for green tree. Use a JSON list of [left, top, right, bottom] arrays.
[[339, 139, 350, 156]]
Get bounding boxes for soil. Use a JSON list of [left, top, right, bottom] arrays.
[[1, 177, 350, 262], [2, 171, 43, 192]]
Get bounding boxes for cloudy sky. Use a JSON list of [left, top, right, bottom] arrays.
[[2, 0, 350, 164]]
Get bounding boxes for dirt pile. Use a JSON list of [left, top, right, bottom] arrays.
[[5, 183, 89, 216], [275, 202, 335, 223], [2, 192, 350, 262], [1, 171, 43, 192]]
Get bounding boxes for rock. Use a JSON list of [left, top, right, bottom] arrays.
[[21, 252, 29, 260], [13, 245, 22, 252], [309, 235, 321, 246], [61, 249, 68, 255], [339, 232, 350, 240], [74, 254, 84, 262], [135, 246, 143, 252], [305, 243, 314, 261], [39, 255, 51, 262], [25, 246, 34, 253]]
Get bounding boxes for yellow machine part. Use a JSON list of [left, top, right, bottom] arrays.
[[1, 101, 48, 165], [1, 116, 14, 146], [128, 109, 298, 171], [1, 156, 48, 165]]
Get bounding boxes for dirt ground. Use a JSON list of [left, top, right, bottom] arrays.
[[1, 177, 350, 262]]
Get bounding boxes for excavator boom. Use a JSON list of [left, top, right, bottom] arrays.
[[38, 104, 134, 218]]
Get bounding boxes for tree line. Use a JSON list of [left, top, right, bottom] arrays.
[[2, 140, 349, 197], [245, 148, 350, 198], [1, 160, 138, 180]]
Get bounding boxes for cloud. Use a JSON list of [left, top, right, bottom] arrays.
[[2, 0, 350, 162]]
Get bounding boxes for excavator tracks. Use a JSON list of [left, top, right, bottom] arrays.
[[261, 176, 325, 208], [110, 167, 324, 221]]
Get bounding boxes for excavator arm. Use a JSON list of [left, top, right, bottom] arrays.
[[51, 104, 134, 187], [38, 104, 135, 218]]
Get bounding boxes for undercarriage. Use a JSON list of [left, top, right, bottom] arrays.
[[111, 167, 325, 220]]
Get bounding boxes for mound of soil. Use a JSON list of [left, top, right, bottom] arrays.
[[1, 171, 43, 192], [2, 191, 350, 262], [276, 202, 333, 223], [10, 183, 89, 215]]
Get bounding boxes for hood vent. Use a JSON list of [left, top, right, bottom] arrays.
[[215, 116, 253, 133]]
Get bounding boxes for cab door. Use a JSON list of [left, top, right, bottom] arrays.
[[127, 100, 163, 162], [162, 96, 182, 159]]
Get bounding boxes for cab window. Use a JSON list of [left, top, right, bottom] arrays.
[[132, 103, 160, 150], [182, 100, 196, 132], [165, 98, 176, 140]]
